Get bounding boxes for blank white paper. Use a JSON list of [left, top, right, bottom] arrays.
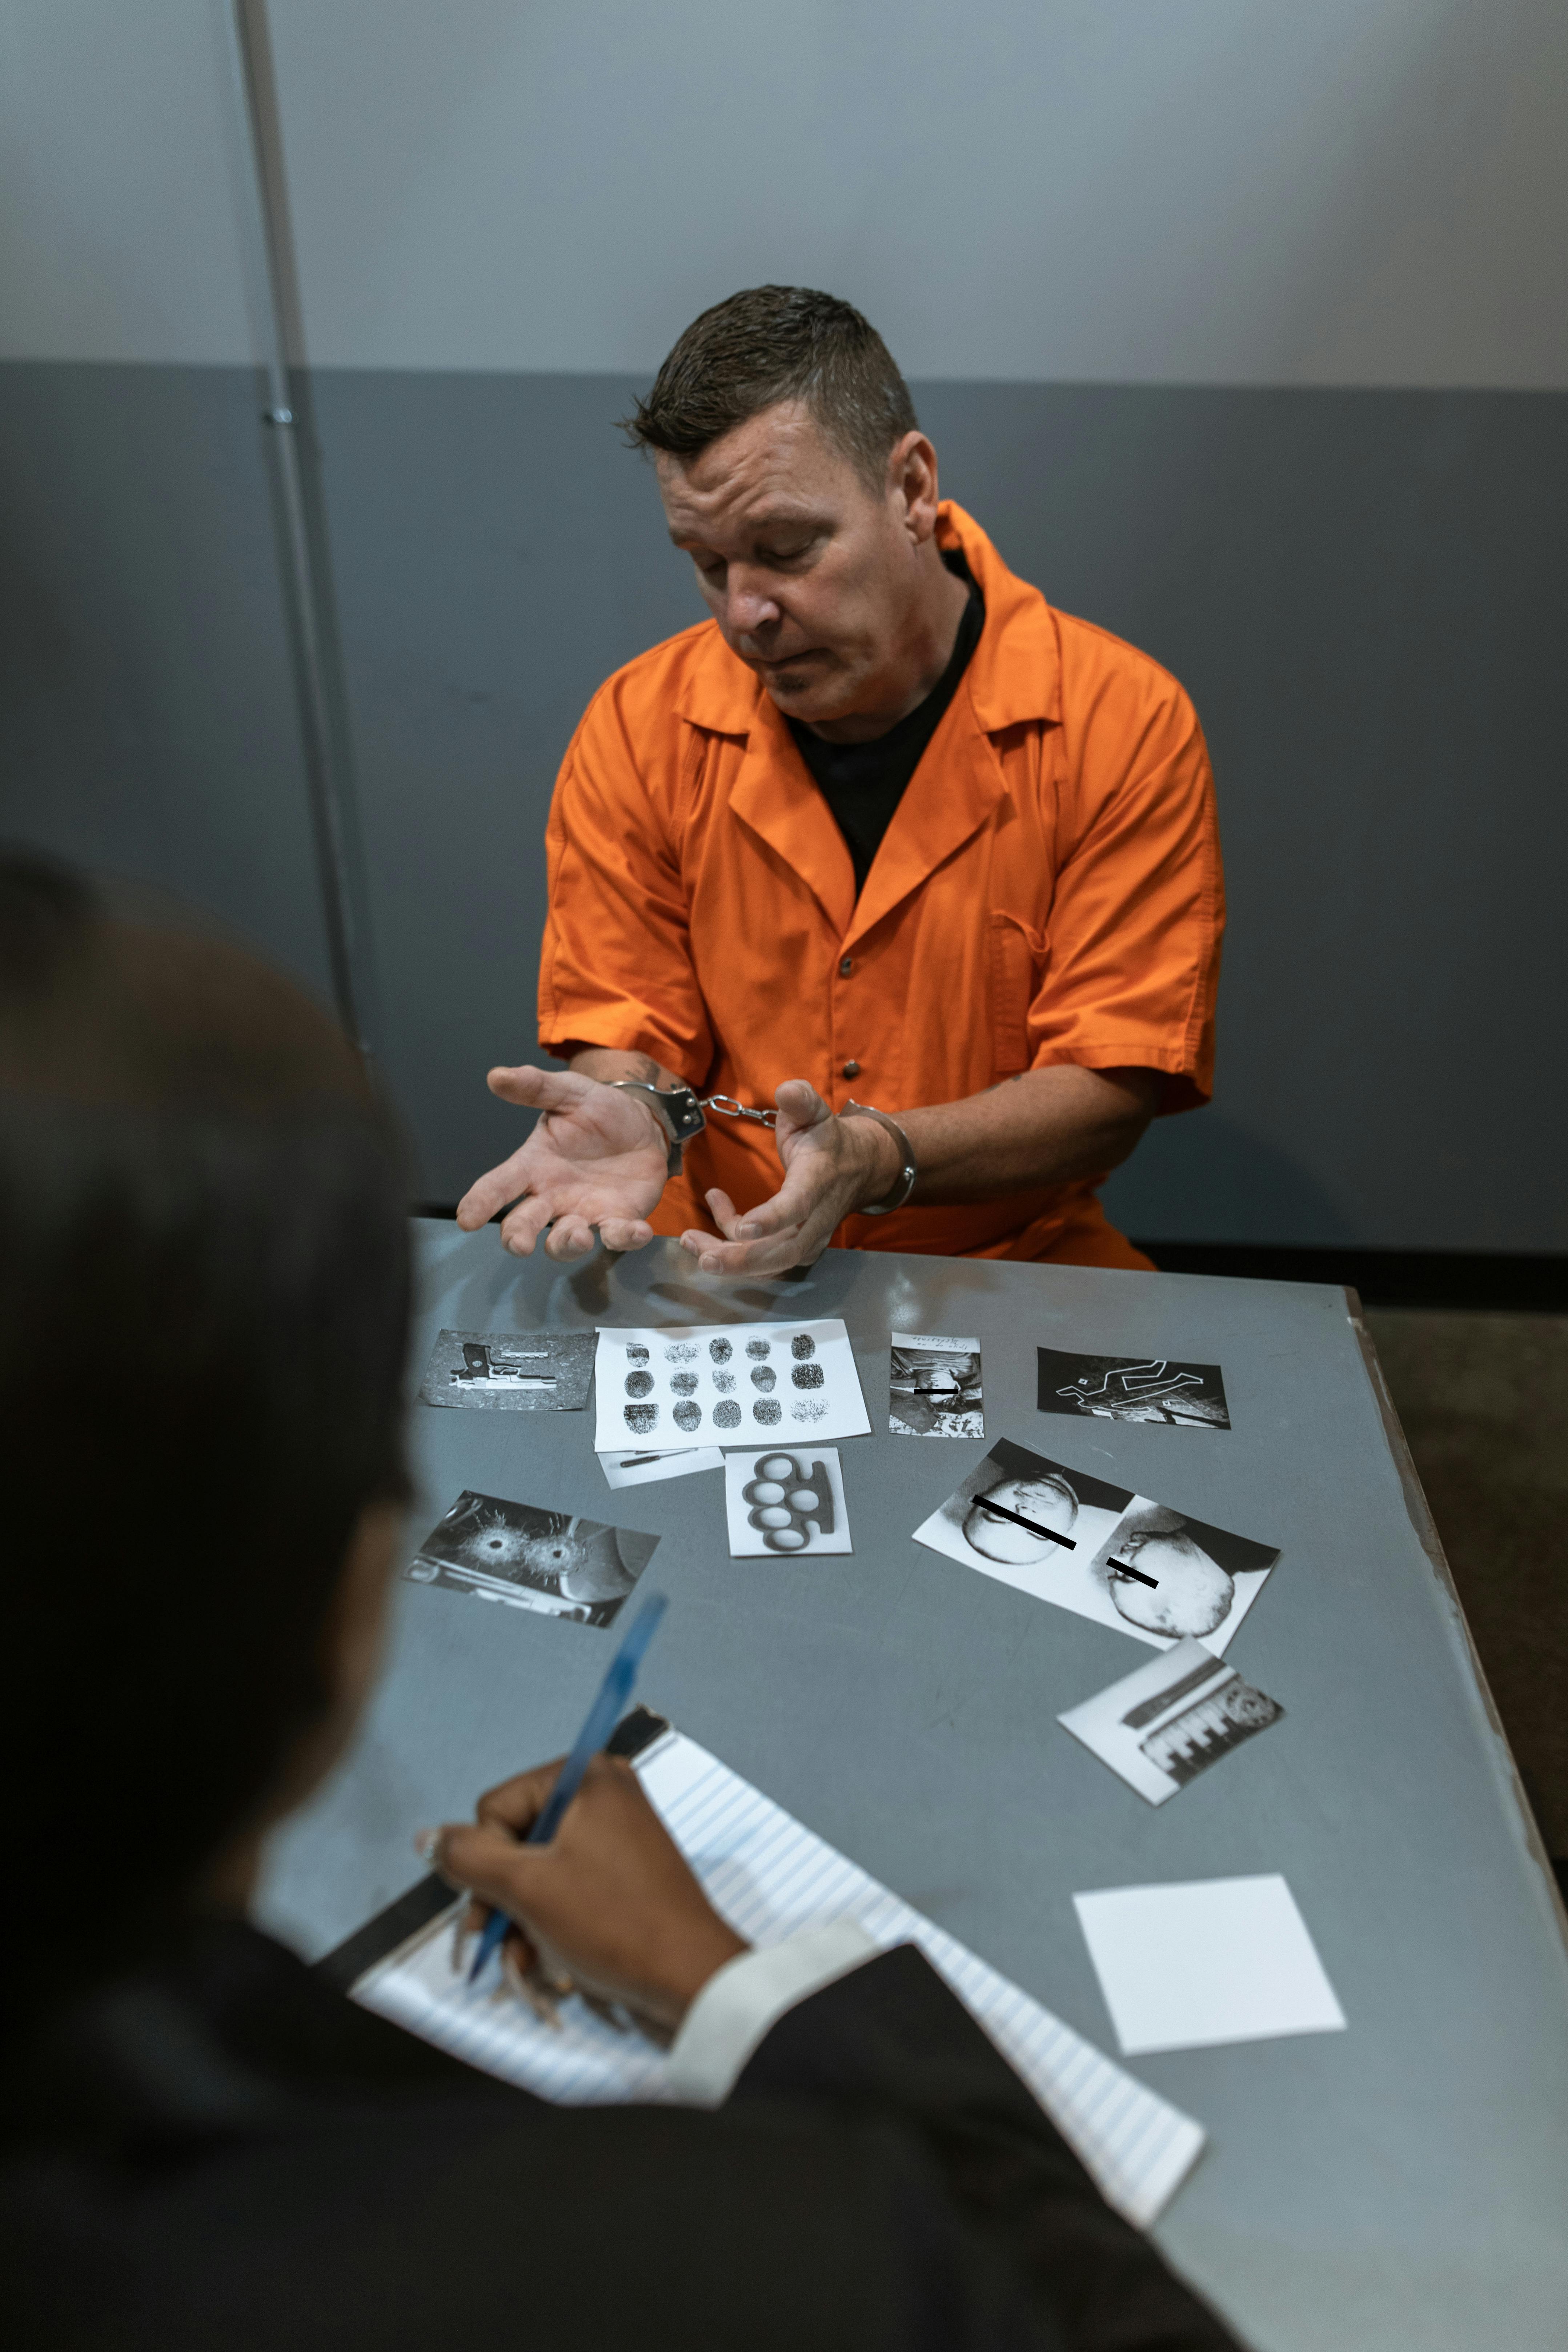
[[354, 1732, 1205, 2228], [1073, 1874, 1347, 2056]]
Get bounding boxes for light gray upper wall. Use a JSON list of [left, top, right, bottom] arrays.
[[264, 0, 1568, 388], [0, 2, 255, 363], [4, 2, 1566, 386]]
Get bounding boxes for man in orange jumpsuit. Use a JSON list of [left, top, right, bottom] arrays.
[[458, 287, 1223, 1277]]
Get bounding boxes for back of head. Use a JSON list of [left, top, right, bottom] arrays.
[[625, 285, 918, 486], [0, 855, 410, 2009]]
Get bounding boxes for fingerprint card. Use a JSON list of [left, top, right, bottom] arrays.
[[724, 1446, 851, 1556], [406, 1490, 658, 1629], [593, 1320, 871, 1454]]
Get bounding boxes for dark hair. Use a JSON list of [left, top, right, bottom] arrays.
[[0, 854, 410, 2006], [623, 285, 919, 486]]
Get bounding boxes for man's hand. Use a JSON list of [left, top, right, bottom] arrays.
[[455, 1066, 670, 1261], [426, 1753, 747, 2032], [679, 1079, 900, 1277], [677, 1065, 1159, 1275]]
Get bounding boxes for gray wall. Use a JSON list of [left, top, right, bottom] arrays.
[[2, 1, 1566, 1247]]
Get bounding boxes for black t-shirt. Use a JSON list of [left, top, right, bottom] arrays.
[[789, 556, 985, 896]]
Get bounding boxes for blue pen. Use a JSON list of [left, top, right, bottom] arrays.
[[466, 1590, 668, 1986]]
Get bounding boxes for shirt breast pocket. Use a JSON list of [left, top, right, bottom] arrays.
[[989, 910, 1048, 1080]]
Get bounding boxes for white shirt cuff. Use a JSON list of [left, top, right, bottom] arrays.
[[663, 1920, 879, 2108]]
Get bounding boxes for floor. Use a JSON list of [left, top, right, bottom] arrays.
[[1365, 1311, 1568, 1870]]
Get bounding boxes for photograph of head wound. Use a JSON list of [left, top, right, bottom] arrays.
[[912, 1439, 1279, 1652]]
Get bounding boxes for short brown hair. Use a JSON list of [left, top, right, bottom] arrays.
[[624, 285, 918, 487]]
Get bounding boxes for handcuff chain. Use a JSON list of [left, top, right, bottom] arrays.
[[702, 1092, 778, 1129]]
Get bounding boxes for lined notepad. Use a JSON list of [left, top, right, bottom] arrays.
[[352, 1731, 1205, 2227]]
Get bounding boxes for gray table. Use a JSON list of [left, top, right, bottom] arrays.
[[258, 1223, 1568, 2352]]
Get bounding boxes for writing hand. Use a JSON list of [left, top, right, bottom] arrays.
[[455, 1066, 670, 1261], [425, 1753, 747, 2033], [678, 1079, 901, 1276]]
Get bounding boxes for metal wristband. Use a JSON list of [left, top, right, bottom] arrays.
[[604, 1079, 707, 1174], [842, 1101, 919, 1215]]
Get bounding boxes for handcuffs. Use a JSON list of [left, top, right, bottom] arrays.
[[605, 1079, 918, 1216]]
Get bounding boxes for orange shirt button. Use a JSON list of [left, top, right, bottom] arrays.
[[842, 1060, 861, 1079], [839, 956, 853, 977]]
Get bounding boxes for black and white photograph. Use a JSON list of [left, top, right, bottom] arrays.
[[912, 1438, 1134, 1615], [724, 1447, 852, 1556], [889, 1332, 984, 1437], [1036, 1348, 1231, 1430], [911, 1440, 1280, 1651], [406, 1489, 659, 1627], [593, 1319, 871, 1451], [1058, 1636, 1285, 1805], [597, 1445, 723, 1490], [418, 1328, 595, 1413], [1079, 1498, 1280, 1651]]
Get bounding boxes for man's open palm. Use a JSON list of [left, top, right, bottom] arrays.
[[456, 1067, 669, 1260]]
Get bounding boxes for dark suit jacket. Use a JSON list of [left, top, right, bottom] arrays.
[[0, 1923, 1242, 2351]]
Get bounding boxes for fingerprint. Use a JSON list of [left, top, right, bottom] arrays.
[[673, 1400, 702, 1432], [753, 1397, 782, 1425], [625, 1403, 658, 1434], [790, 1333, 816, 1359], [626, 1345, 650, 1362], [750, 1365, 776, 1391], [791, 1397, 828, 1422], [712, 1399, 741, 1429], [745, 1338, 771, 1359], [712, 1370, 736, 1393], [709, 1336, 733, 1363], [664, 1341, 699, 1362], [791, 1362, 825, 1389], [670, 1371, 699, 1395], [625, 1370, 654, 1398]]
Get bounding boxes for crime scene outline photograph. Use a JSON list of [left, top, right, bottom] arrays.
[[1037, 1349, 1232, 1430]]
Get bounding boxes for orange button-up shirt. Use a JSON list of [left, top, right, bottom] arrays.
[[538, 502, 1223, 1266]]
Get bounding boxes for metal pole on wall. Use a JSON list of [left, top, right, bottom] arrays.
[[218, 0, 374, 1053]]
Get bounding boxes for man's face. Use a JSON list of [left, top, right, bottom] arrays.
[[657, 402, 934, 729]]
